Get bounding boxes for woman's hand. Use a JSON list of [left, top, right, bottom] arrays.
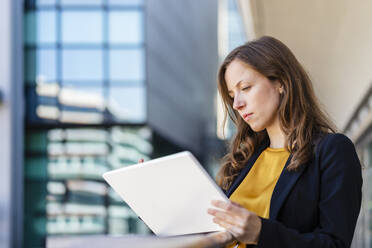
[[207, 200, 262, 245], [204, 231, 234, 246]]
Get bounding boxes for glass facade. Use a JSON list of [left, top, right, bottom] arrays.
[[23, 0, 152, 246], [24, 0, 146, 125], [227, 0, 246, 52], [218, 0, 246, 140]]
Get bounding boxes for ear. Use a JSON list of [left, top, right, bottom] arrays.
[[278, 84, 284, 94]]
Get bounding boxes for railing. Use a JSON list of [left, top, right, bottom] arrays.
[[344, 83, 372, 143], [47, 232, 233, 248]]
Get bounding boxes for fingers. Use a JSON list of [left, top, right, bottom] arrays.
[[138, 158, 144, 163], [208, 200, 253, 236], [208, 208, 246, 229], [208, 200, 261, 245], [212, 218, 242, 238], [211, 200, 246, 216], [208, 209, 237, 224]]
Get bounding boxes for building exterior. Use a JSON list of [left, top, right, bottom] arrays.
[[343, 85, 372, 247], [1, 0, 220, 247], [0, 0, 24, 247], [2, 0, 370, 247]]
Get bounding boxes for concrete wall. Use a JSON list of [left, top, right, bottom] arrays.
[[239, 0, 372, 130], [146, 0, 219, 155]]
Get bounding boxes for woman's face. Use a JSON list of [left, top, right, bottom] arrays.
[[224, 59, 282, 132]]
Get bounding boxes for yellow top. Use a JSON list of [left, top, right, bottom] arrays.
[[226, 147, 290, 248]]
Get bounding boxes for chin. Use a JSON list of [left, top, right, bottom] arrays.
[[248, 123, 266, 132]]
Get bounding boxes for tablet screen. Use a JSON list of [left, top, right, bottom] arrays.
[[103, 151, 228, 236]]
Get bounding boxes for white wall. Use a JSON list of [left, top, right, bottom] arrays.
[[239, 0, 372, 130]]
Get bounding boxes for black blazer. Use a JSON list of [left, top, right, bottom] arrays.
[[225, 133, 362, 248]]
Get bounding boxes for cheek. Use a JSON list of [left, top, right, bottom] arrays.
[[251, 89, 280, 127], [253, 88, 280, 113], [266, 92, 281, 112]]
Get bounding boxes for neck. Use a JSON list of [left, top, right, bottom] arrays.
[[266, 117, 287, 149]]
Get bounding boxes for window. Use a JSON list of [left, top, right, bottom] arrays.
[[24, 1, 150, 246], [25, 0, 146, 125]]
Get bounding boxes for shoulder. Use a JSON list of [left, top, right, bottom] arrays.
[[315, 132, 361, 171], [316, 132, 354, 153]]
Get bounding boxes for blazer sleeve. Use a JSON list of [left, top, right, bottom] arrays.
[[256, 134, 363, 248]]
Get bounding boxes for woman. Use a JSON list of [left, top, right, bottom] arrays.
[[207, 36, 363, 248]]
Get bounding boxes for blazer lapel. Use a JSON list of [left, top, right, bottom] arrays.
[[270, 133, 324, 219], [226, 138, 270, 197], [225, 137, 309, 220], [269, 156, 307, 219]]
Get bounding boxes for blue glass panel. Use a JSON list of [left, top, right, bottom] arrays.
[[109, 49, 144, 81], [25, 10, 57, 45], [26, 49, 57, 84], [36, 0, 56, 6], [62, 11, 103, 44], [62, 49, 103, 81], [37, 49, 57, 83], [61, 0, 103, 6], [107, 86, 146, 123], [108, 0, 143, 6], [228, 0, 246, 51], [109, 11, 143, 44], [62, 81, 103, 88]]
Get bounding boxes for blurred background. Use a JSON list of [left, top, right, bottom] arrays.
[[0, 0, 371, 247]]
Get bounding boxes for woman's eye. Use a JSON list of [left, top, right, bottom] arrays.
[[242, 86, 251, 91]]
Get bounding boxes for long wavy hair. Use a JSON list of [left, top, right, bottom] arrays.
[[217, 36, 337, 191]]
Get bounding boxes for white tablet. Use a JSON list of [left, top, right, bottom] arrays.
[[102, 151, 229, 236]]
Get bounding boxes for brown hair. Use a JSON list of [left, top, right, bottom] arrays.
[[217, 36, 337, 191]]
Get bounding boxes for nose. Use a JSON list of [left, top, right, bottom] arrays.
[[233, 95, 245, 111]]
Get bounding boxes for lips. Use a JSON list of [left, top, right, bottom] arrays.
[[242, 113, 253, 120]]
